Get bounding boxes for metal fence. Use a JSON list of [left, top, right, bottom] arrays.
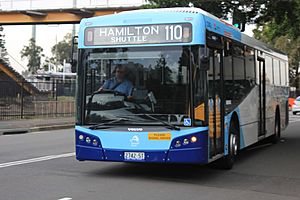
[[0, 80, 76, 120]]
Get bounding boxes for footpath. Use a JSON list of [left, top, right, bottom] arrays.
[[0, 117, 75, 135]]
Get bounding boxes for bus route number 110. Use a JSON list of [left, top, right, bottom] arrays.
[[165, 25, 183, 41]]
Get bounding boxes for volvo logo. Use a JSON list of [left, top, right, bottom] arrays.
[[130, 135, 140, 147], [128, 128, 143, 132]]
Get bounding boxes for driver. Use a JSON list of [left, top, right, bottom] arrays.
[[98, 65, 133, 97]]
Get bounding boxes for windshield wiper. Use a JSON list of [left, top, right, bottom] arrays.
[[141, 114, 180, 131], [89, 118, 129, 130], [89, 115, 181, 130]]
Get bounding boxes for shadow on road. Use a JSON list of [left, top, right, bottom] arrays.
[[85, 141, 276, 183], [83, 123, 300, 187]]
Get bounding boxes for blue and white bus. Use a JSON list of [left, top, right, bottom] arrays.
[[75, 7, 289, 169]]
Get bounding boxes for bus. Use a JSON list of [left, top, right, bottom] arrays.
[[75, 7, 289, 169]]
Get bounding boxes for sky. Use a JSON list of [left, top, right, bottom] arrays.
[[3, 24, 78, 73]]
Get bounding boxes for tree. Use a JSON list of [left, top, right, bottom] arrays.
[[253, 0, 300, 90], [273, 36, 300, 88], [20, 38, 44, 74], [154, 54, 174, 84], [41, 57, 51, 71], [255, 0, 300, 39], [0, 26, 9, 63], [51, 33, 72, 65], [145, 0, 269, 24]]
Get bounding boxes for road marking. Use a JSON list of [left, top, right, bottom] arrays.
[[58, 198, 72, 200], [0, 152, 75, 169]]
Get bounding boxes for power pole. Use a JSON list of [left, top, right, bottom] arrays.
[[72, 0, 77, 38], [30, 0, 36, 41], [32, 25, 36, 40]]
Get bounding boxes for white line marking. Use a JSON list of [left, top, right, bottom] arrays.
[[58, 198, 72, 200], [0, 152, 75, 169]]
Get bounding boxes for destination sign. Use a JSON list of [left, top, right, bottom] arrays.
[[84, 23, 192, 46]]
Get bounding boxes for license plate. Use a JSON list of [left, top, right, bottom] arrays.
[[124, 152, 145, 161]]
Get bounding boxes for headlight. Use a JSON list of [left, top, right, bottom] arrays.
[[171, 134, 201, 149], [86, 137, 91, 144], [191, 136, 197, 143], [79, 135, 84, 141], [175, 140, 181, 147], [92, 139, 98, 146], [76, 131, 102, 147], [183, 138, 189, 145]]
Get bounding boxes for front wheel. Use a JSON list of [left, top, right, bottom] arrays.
[[221, 128, 238, 170]]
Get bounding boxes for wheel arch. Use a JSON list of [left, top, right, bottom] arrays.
[[230, 112, 240, 130], [229, 111, 240, 149], [275, 104, 280, 117]]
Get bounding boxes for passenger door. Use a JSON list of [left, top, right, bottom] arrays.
[[258, 55, 266, 137], [208, 49, 224, 157]]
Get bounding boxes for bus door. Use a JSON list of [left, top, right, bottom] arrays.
[[208, 49, 224, 157], [258, 55, 266, 137]]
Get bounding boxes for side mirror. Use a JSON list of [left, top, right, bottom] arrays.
[[200, 56, 210, 71]]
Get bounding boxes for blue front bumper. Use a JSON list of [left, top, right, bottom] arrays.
[[76, 128, 209, 164], [76, 145, 207, 163]]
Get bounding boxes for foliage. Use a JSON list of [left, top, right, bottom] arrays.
[[51, 33, 72, 65], [21, 70, 30, 77], [149, 0, 300, 89], [41, 57, 51, 71], [20, 38, 44, 74], [145, 0, 268, 23], [154, 54, 174, 83], [253, 0, 300, 88], [0, 26, 9, 63], [255, 0, 300, 39]]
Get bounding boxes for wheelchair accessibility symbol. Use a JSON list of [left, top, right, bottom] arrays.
[[183, 118, 191, 126]]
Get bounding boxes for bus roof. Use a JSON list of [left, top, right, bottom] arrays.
[[79, 7, 287, 60]]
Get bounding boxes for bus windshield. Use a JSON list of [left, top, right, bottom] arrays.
[[82, 46, 199, 126]]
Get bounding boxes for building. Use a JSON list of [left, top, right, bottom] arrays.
[[0, 58, 39, 97]]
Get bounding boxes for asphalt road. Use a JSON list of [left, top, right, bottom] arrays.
[[1, 115, 300, 200]]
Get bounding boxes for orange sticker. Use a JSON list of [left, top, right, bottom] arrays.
[[148, 132, 171, 140]]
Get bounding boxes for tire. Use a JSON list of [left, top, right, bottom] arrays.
[[293, 111, 297, 115], [220, 125, 239, 170], [271, 114, 280, 144]]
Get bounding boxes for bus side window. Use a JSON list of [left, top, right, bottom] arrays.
[[224, 43, 256, 113], [280, 61, 286, 86], [273, 59, 280, 85], [245, 47, 255, 87], [265, 56, 273, 84]]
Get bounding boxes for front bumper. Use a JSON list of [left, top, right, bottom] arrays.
[[75, 128, 209, 164], [76, 145, 208, 163]]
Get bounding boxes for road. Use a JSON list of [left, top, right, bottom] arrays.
[[1, 115, 300, 200]]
